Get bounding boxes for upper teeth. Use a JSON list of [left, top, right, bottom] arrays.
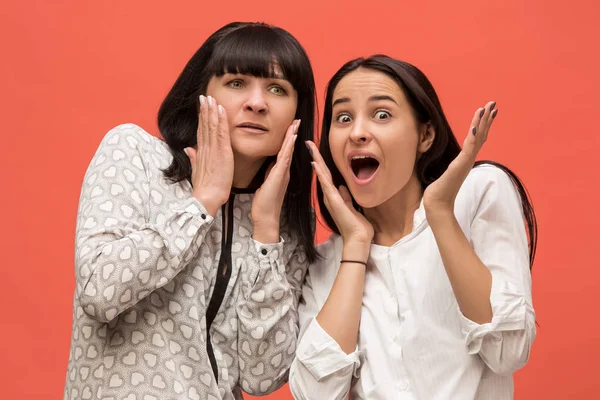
[[352, 155, 370, 160]]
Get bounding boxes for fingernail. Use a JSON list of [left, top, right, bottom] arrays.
[[296, 119, 301, 132], [293, 134, 298, 143], [305, 141, 312, 154], [311, 161, 315, 169], [218, 105, 224, 115], [492, 109, 498, 119], [472, 127, 477, 135], [199, 95, 205, 105], [479, 109, 485, 118], [207, 96, 213, 106], [490, 102, 496, 111], [183, 148, 189, 157]]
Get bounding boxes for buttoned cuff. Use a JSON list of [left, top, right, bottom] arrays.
[[296, 318, 362, 381], [459, 279, 528, 354]]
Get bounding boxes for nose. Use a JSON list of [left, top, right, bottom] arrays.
[[349, 117, 372, 144], [243, 87, 268, 114]]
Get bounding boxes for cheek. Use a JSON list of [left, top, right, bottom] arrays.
[[273, 103, 296, 133]]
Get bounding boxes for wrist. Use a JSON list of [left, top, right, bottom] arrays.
[[193, 190, 223, 217], [341, 242, 371, 264], [252, 223, 280, 244], [425, 207, 456, 228]]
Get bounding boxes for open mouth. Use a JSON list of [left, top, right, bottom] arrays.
[[350, 155, 380, 181]]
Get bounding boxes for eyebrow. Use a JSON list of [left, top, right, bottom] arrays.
[[332, 95, 398, 107]]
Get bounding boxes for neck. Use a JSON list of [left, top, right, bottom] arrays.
[[232, 154, 266, 189], [364, 174, 423, 246]]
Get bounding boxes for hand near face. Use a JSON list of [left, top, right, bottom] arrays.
[[307, 140, 374, 246], [423, 101, 498, 217], [250, 119, 300, 243], [185, 95, 235, 216]]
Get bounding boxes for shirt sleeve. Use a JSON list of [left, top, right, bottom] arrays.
[[75, 124, 214, 322], [458, 166, 536, 375], [289, 265, 362, 400], [235, 235, 309, 395]]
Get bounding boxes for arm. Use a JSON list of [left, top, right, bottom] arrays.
[[429, 166, 535, 375], [75, 125, 214, 322], [287, 140, 374, 399], [235, 238, 308, 395], [289, 245, 364, 400]]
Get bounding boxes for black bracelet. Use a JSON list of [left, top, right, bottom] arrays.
[[340, 259, 368, 267]]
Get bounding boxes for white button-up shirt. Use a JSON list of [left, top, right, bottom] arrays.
[[289, 165, 536, 399]]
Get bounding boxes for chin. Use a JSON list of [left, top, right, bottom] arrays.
[[231, 142, 278, 159], [353, 195, 382, 210], [344, 184, 381, 210]]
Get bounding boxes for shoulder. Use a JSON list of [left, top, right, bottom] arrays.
[[459, 163, 518, 202], [456, 163, 524, 220], [97, 124, 172, 169]]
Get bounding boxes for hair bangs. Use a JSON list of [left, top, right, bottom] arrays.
[[206, 25, 307, 91]]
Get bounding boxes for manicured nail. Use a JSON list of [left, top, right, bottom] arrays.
[[311, 161, 316, 169], [218, 105, 224, 115], [296, 119, 302, 132], [492, 109, 498, 119], [472, 126, 477, 135], [490, 102, 496, 111], [183, 148, 189, 157], [207, 96, 213, 106], [199, 95, 205, 105], [479, 109, 485, 118]]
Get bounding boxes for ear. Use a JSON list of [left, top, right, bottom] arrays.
[[418, 122, 435, 154]]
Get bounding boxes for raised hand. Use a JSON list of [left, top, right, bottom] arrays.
[[306, 140, 374, 246], [250, 119, 300, 243], [423, 101, 498, 217], [185, 95, 234, 216]]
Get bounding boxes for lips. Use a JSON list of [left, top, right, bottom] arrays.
[[237, 122, 268, 132], [348, 152, 380, 184]]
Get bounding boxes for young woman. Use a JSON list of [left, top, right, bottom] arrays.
[[290, 55, 537, 399], [64, 22, 317, 400]]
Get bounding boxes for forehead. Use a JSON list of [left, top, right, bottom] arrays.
[[333, 68, 404, 102]]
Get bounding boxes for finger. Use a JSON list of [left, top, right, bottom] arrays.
[[264, 162, 276, 181], [312, 161, 340, 202], [477, 101, 496, 136], [216, 103, 230, 145], [268, 120, 300, 182], [207, 96, 219, 146], [463, 108, 485, 158], [198, 95, 209, 149], [306, 140, 333, 182], [338, 185, 354, 206], [279, 120, 299, 168]]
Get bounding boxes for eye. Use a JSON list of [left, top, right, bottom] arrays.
[[335, 113, 352, 123], [374, 110, 391, 120], [269, 85, 287, 95], [227, 79, 244, 89]]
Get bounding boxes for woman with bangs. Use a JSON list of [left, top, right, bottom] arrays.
[[64, 22, 317, 399], [290, 55, 537, 399]]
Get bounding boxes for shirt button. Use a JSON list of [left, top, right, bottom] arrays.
[[261, 249, 268, 255], [201, 214, 207, 220], [398, 381, 409, 391]]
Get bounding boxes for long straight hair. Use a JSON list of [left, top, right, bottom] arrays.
[[317, 55, 537, 267], [157, 22, 318, 262]]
